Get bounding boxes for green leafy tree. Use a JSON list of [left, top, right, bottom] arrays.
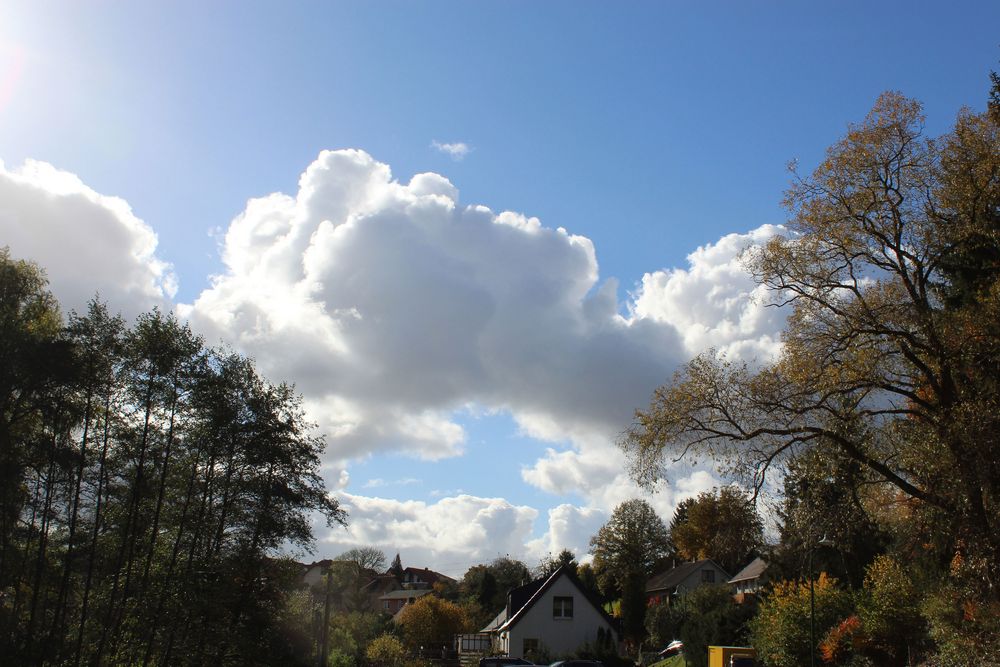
[[668, 486, 763, 574], [591, 499, 670, 586], [647, 586, 753, 667], [487, 556, 531, 598], [0, 249, 67, 595], [575, 562, 603, 604], [854, 556, 924, 665], [645, 601, 685, 649], [536, 548, 578, 578], [678, 585, 754, 667], [590, 499, 670, 648], [461, 556, 531, 617], [0, 250, 349, 666], [460, 563, 497, 612]]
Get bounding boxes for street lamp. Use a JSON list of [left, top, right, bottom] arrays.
[[808, 536, 834, 667]]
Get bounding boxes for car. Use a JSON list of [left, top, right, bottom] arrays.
[[548, 661, 605, 667], [657, 639, 683, 657], [479, 658, 535, 667]]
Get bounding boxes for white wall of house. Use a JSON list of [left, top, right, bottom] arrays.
[[505, 576, 616, 659]]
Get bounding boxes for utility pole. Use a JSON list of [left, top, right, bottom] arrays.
[[319, 566, 333, 667]]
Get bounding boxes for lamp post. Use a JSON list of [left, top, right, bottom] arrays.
[[808, 536, 834, 667]]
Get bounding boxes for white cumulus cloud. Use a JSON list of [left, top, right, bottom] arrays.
[[630, 224, 787, 363], [181, 149, 695, 465], [0, 159, 176, 319], [321, 492, 539, 577]]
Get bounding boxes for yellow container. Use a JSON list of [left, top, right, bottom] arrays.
[[707, 645, 756, 667]]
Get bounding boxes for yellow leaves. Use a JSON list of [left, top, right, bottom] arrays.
[[949, 549, 965, 577], [395, 595, 471, 650], [962, 599, 978, 622], [365, 633, 405, 667]]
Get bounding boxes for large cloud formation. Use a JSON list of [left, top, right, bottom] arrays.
[[0, 159, 176, 319], [1, 151, 788, 571], [182, 150, 783, 465]]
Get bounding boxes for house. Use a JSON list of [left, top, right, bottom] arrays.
[[483, 565, 619, 659], [379, 587, 432, 614], [362, 573, 403, 608], [645, 559, 730, 605], [399, 566, 456, 590], [728, 557, 768, 602], [300, 559, 333, 588]]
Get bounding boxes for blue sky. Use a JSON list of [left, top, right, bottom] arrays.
[[2, 1, 998, 575]]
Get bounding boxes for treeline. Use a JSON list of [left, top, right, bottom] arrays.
[[0, 249, 345, 666]]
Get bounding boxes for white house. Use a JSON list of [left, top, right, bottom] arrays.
[[728, 557, 768, 601], [488, 566, 618, 659]]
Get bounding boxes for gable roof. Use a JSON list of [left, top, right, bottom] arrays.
[[498, 565, 616, 632], [506, 576, 547, 617], [728, 557, 767, 584], [481, 607, 507, 633], [399, 566, 456, 585], [646, 559, 730, 593]]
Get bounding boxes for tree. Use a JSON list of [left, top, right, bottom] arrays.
[[575, 563, 603, 604], [771, 448, 889, 589], [0, 249, 350, 665], [0, 249, 67, 585], [852, 555, 924, 665], [668, 486, 763, 574], [750, 573, 853, 667], [590, 500, 671, 587], [460, 563, 497, 610], [645, 600, 685, 650], [677, 586, 755, 667], [590, 499, 671, 647], [394, 595, 470, 652], [459, 556, 532, 626], [647, 585, 753, 667], [388, 553, 403, 580], [989, 67, 1000, 124], [489, 557, 531, 607], [338, 547, 387, 573], [536, 548, 578, 578], [620, 91, 1000, 577]]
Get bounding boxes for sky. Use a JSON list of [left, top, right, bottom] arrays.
[[1, 1, 998, 578]]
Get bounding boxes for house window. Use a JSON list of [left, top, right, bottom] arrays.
[[701, 569, 715, 583], [553, 596, 573, 618], [523, 638, 539, 655]]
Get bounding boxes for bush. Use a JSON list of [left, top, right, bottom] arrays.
[[366, 633, 406, 667], [327, 649, 355, 667]]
